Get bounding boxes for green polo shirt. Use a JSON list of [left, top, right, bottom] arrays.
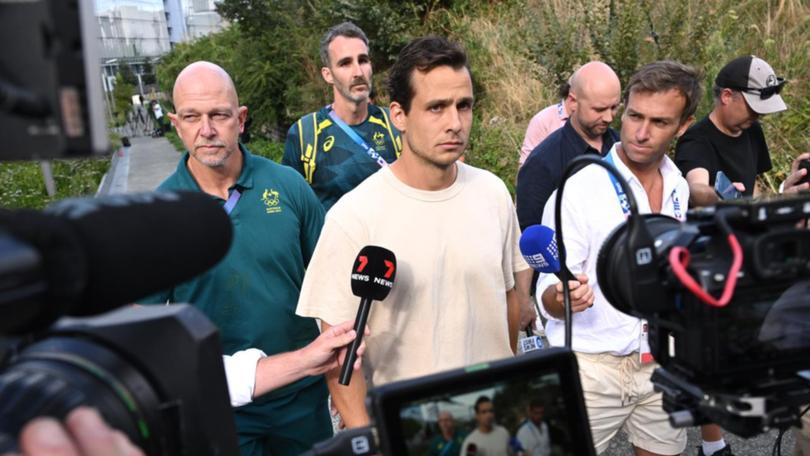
[[142, 145, 325, 400]]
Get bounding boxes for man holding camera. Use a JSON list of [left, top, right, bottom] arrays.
[[675, 55, 787, 206], [539, 61, 700, 455]]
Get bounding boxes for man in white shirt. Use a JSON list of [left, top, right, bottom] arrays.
[[539, 61, 702, 455], [515, 399, 551, 456]]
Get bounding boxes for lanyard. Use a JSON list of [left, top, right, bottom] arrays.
[[223, 188, 241, 215], [602, 152, 682, 220], [326, 106, 388, 168]]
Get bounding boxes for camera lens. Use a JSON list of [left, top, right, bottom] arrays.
[[0, 336, 165, 454]]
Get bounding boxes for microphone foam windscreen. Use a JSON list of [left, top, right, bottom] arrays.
[[519, 224, 561, 274], [350, 245, 396, 301], [46, 191, 233, 314]]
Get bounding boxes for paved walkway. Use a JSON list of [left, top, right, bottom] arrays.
[[99, 136, 180, 195]]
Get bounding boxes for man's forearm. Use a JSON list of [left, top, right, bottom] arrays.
[[320, 321, 370, 427], [508, 269, 532, 353], [506, 288, 521, 354], [540, 284, 564, 320], [326, 366, 370, 427], [253, 350, 308, 399], [689, 182, 720, 207]]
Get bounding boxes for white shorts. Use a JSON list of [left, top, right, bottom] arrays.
[[576, 352, 686, 455]]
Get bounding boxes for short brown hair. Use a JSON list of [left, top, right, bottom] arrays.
[[623, 61, 702, 122], [386, 36, 469, 114]]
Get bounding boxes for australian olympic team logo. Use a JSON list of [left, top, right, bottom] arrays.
[[372, 131, 385, 148], [261, 188, 282, 214]]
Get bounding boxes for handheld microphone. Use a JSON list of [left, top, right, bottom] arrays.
[[519, 224, 573, 279], [0, 191, 233, 333], [519, 224, 577, 348], [466, 443, 477, 455], [339, 245, 396, 386]]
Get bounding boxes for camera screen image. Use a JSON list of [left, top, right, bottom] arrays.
[[367, 348, 595, 456], [396, 371, 573, 455]]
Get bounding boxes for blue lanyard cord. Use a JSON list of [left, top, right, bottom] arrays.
[[602, 152, 682, 220], [223, 188, 241, 215], [326, 106, 388, 168]]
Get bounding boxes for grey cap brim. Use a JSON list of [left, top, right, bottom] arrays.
[[742, 91, 787, 114]]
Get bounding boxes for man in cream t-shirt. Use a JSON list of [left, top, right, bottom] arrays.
[[296, 36, 532, 428]]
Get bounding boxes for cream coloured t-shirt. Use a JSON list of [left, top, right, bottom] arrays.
[[296, 163, 528, 386]]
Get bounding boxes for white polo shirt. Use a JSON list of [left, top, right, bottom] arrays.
[[538, 143, 689, 355]]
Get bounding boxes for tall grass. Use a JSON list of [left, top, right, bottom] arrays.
[[0, 158, 111, 210], [449, 0, 810, 192], [150, 0, 808, 194]]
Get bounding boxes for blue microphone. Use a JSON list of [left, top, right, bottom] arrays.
[[519, 224, 573, 278], [520, 224, 579, 349]]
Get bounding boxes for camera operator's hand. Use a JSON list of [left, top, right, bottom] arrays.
[[781, 152, 810, 194], [15, 407, 143, 456], [541, 274, 594, 319]]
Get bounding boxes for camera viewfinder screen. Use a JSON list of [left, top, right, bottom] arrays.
[[396, 371, 578, 456], [724, 280, 810, 366]]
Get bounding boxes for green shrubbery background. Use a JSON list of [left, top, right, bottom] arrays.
[[156, 0, 809, 194]]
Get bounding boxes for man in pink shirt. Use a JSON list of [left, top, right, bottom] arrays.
[[519, 82, 573, 168]]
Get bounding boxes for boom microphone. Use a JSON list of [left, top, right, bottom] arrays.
[[0, 191, 233, 333], [339, 245, 396, 386]]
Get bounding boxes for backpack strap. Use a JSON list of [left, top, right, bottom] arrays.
[[297, 112, 319, 183], [377, 106, 402, 157]]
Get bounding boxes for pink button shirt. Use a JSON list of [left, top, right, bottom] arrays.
[[519, 100, 569, 168]]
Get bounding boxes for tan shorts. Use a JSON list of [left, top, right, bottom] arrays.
[[576, 352, 686, 455]]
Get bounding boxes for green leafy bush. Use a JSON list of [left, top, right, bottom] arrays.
[[154, 0, 809, 194]]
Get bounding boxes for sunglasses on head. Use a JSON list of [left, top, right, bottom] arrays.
[[731, 77, 786, 100]]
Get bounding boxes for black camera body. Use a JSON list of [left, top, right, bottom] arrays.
[[0, 304, 239, 455], [597, 194, 810, 436]]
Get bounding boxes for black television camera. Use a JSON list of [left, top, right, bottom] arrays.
[[0, 305, 239, 455], [586, 159, 810, 437], [0, 189, 240, 454]]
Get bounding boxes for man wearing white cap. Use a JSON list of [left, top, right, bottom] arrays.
[[675, 55, 787, 207]]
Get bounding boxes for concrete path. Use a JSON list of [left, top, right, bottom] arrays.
[[603, 426, 795, 455], [98, 136, 180, 195]]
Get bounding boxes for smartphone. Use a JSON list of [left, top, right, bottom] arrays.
[[715, 170, 742, 200]]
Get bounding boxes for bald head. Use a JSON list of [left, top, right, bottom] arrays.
[[173, 61, 239, 107], [567, 61, 621, 141], [570, 61, 621, 101], [437, 411, 455, 436], [168, 61, 247, 170]]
